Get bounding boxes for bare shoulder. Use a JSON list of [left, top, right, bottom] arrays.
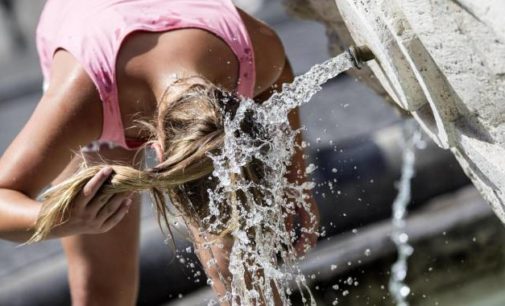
[[46, 51, 102, 107], [237, 9, 287, 95], [40, 50, 104, 146], [0, 50, 102, 195]]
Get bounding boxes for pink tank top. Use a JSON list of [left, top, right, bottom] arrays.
[[36, 0, 256, 149]]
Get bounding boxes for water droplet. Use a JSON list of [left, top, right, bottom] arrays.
[[398, 233, 409, 243], [305, 163, 317, 174], [346, 277, 353, 285], [399, 286, 410, 297]]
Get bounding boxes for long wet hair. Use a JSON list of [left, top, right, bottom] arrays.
[[29, 77, 263, 243]]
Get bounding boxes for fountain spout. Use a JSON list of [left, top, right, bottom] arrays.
[[347, 45, 375, 69]]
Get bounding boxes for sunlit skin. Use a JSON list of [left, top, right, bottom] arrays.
[[0, 8, 319, 306]]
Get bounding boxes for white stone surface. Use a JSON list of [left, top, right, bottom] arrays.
[[284, 0, 505, 223]]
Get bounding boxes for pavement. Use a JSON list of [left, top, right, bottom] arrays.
[[0, 0, 399, 304]]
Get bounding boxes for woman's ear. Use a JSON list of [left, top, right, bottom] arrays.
[[152, 141, 164, 162]]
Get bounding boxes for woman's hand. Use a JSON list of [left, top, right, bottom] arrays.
[[49, 167, 133, 238]]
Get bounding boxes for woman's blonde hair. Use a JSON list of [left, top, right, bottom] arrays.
[[29, 77, 261, 243]]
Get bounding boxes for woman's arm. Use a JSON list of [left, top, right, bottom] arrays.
[[0, 51, 128, 242], [255, 58, 320, 255]]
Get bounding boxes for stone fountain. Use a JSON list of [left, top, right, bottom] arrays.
[[285, 0, 505, 223]]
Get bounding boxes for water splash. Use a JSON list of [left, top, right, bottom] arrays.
[[388, 120, 423, 306], [200, 52, 355, 305]]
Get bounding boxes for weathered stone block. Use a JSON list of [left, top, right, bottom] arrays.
[[284, 0, 505, 223]]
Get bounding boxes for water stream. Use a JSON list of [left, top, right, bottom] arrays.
[[388, 120, 423, 306], [202, 51, 355, 305]]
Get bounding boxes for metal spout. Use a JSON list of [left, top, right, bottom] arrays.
[[348, 45, 375, 69]]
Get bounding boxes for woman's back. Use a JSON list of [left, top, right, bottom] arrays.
[[37, 0, 257, 148]]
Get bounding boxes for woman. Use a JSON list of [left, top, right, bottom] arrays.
[[0, 0, 319, 305]]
